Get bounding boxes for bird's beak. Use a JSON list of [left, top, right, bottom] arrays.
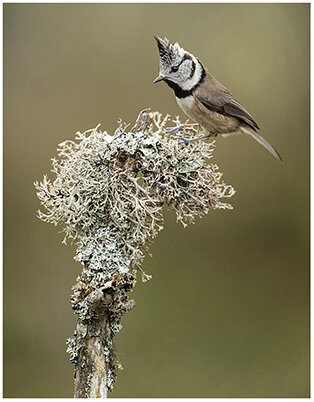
[[153, 74, 164, 83]]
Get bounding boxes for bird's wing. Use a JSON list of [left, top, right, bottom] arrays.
[[195, 78, 260, 132]]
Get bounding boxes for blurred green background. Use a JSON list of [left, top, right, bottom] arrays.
[[4, 3, 309, 398]]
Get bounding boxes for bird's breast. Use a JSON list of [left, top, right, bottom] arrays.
[[176, 96, 195, 119]]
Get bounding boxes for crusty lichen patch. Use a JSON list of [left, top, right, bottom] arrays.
[[35, 111, 235, 393]]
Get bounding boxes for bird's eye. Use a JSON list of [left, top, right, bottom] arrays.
[[171, 66, 179, 72]]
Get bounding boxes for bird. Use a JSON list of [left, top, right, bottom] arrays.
[[153, 36, 282, 162]]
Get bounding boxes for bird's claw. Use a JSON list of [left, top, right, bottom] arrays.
[[174, 134, 211, 144], [165, 124, 185, 134], [173, 135, 194, 144], [165, 123, 199, 134], [165, 123, 205, 143]]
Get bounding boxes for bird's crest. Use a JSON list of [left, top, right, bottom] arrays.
[[154, 36, 184, 66]]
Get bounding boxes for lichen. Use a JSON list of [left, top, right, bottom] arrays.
[[35, 111, 235, 392], [66, 331, 78, 364]]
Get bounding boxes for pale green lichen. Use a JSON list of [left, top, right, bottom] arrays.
[[35, 111, 235, 392], [35, 112, 234, 278]]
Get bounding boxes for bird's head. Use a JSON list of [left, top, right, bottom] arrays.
[[153, 36, 203, 91]]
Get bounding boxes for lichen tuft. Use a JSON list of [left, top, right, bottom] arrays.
[[35, 111, 235, 392]]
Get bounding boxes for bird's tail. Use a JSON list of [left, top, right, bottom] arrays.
[[241, 127, 283, 162]]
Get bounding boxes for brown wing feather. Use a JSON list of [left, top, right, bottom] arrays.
[[222, 100, 260, 131], [195, 74, 260, 132], [193, 73, 282, 161]]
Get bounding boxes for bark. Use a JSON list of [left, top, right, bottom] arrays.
[[73, 290, 112, 398]]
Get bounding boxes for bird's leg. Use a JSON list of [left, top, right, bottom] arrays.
[[165, 123, 199, 134], [165, 122, 212, 143], [175, 134, 211, 144], [165, 124, 184, 133]]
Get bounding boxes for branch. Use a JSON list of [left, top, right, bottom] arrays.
[[35, 109, 235, 397], [69, 279, 135, 398]]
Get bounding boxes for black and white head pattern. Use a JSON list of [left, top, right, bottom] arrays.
[[154, 36, 204, 93]]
